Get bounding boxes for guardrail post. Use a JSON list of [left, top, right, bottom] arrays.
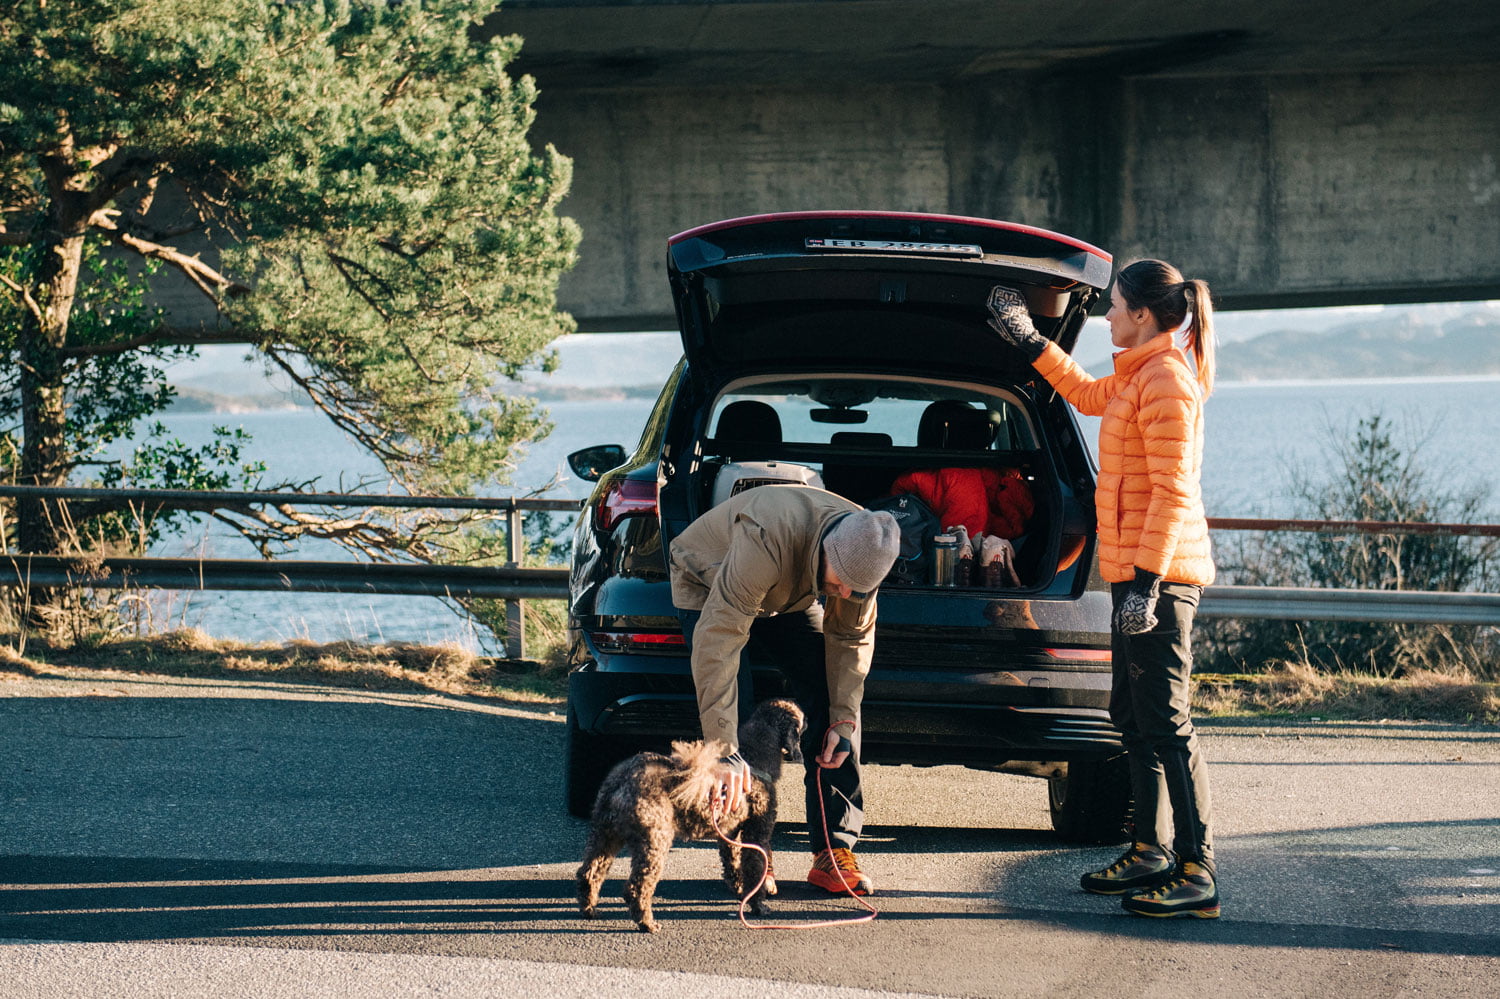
[[506, 501, 526, 660]]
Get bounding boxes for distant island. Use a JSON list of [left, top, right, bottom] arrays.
[[1214, 308, 1500, 381], [1088, 304, 1500, 381], [163, 379, 665, 413], [166, 386, 310, 413], [510, 383, 664, 402], [167, 305, 1500, 412]]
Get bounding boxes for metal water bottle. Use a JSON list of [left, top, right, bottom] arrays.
[[931, 533, 958, 586]]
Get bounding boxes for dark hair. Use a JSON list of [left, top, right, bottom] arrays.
[[1115, 259, 1216, 397]]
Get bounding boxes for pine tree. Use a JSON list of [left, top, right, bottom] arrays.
[[0, 1, 579, 631]]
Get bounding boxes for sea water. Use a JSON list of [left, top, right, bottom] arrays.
[[106, 376, 1500, 648]]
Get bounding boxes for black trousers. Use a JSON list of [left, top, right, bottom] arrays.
[[1109, 581, 1216, 875], [681, 604, 864, 852]]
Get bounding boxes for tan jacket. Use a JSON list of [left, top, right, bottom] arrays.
[[1033, 335, 1215, 586], [669, 485, 878, 752]]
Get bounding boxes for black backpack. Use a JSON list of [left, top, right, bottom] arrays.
[[866, 492, 940, 585]]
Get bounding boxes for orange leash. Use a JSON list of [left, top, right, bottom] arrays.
[[710, 721, 878, 929]]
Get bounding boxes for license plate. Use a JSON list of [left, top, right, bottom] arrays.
[[804, 237, 983, 257]]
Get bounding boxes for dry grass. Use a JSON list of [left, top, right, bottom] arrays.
[[0, 628, 568, 703], [1193, 661, 1500, 724], [4, 631, 1497, 724]]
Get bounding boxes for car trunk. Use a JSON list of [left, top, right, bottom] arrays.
[[667, 211, 1112, 390], [652, 212, 1113, 691]]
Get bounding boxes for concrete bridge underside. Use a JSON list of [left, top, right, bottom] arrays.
[[489, 0, 1500, 331]]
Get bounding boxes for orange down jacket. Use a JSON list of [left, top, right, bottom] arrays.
[[887, 466, 1034, 540], [1032, 334, 1215, 586]]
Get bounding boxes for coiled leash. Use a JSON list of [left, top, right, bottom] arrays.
[[710, 720, 878, 930]]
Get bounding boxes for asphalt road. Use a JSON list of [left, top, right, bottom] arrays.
[[1, 669, 1497, 998]]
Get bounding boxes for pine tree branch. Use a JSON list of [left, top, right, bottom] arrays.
[[259, 349, 410, 466], [60, 323, 174, 359], [61, 324, 251, 359], [0, 272, 45, 323], [326, 250, 394, 320], [91, 215, 250, 301]]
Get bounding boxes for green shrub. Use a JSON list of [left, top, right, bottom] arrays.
[[1201, 413, 1500, 679]]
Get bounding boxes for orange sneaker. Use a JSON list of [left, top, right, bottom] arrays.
[[807, 848, 875, 896]]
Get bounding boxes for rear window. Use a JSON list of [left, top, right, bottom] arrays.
[[707, 375, 1037, 451]]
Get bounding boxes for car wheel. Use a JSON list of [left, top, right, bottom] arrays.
[[1048, 756, 1131, 844], [564, 706, 630, 819]]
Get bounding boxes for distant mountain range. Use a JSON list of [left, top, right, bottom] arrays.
[[164, 305, 1500, 412], [167, 385, 308, 413], [1212, 307, 1500, 382]]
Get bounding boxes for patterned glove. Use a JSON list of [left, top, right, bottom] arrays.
[[985, 286, 1048, 363], [1115, 568, 1163, 635]]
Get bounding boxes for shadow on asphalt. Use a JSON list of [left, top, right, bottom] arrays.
[[3, 690, 1497, 959], [4, 851, 1498, 961]]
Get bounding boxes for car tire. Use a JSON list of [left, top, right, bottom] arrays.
[[1048, 755, 1131, 844], [564, 706, 630, 819]]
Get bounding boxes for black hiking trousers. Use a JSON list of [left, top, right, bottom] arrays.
[[680, 604, 864, 853], [1110, 580, 1217, 876]]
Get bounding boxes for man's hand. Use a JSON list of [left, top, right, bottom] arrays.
[[985, 286, 1048, 363], [1115, 568, 1163, 635], [710, 752, 751, 815], [816, 726, 854, 769]]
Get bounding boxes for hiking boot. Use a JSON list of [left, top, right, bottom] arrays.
[[807, 847, 875, 896], [1079, 842, 1177, 895], [1122, 861, 1220, 919]]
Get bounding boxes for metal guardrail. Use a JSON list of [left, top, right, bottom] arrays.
[[1198, 586, 1500, 626], [0, 484, 580, 659], [0, 483, 583, 514], [3, 555, 570, 601], [1202, 517, 1500, 626], [3, 486, 1497, 657], [1207, 516, 1500, 539]]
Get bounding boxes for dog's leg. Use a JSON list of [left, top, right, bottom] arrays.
[[576, 829, 623, 920], [763, 787, 779, 896], [738, 806, 777, 917], [624, 827, 674, 933], [718, 839, 743, 897]]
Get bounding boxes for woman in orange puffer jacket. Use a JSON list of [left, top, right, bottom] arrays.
[[986, 259, 1221, 920]]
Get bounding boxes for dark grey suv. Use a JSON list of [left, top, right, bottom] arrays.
[[564, 211, 1127, 842]]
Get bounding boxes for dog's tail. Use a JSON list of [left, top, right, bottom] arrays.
[[668, 739, 729, 812]]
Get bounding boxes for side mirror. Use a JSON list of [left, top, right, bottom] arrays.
[[567, 444, 628, 482]]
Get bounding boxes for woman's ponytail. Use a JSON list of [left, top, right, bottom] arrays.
[[1116, 260, 1216, 398], [1183, 278, 1216, 398]]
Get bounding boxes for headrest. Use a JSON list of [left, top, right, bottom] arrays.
[[916, 400, 994, 450], [714, 400, 782, 444]]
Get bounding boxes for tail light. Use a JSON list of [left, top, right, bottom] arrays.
[[596, 477, 659, 532], [590, 630, 687, 654], [1043, 647, 1111, 662]]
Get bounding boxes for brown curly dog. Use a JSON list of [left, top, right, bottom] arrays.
[[575, 698, 806, 932]]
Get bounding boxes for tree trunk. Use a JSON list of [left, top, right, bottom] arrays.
[[16, 173, 87, 632], [18, 228, 82, 554]]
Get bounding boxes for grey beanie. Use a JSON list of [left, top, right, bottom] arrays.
[[823, 510, 901, 594]]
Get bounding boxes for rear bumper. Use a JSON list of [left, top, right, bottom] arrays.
[[568, 646, 1122, 765]]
